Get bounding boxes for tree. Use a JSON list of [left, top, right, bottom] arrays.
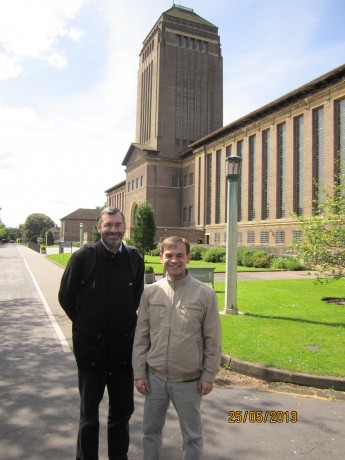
[[0, 219, 7, 241], [24, 213, 55, 241], [292, 175, 345, 283], [92, 204, 107, 242], [132, 202, 156, 259]]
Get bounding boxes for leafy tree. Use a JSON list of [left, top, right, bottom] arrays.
[[24, 213, 55, 241], [292, 175, 345, 283], [92, 204, 107, 242], [0, 219, 7, 241], [42, 229, 54, 246], [132, 202, 156, 259]]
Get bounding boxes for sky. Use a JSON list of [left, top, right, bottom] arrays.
[[1, 0, 345, 228]]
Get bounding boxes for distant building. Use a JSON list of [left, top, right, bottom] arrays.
[[60, 208, 99, 242], [49, 226, 60, 243], [106, 4, 345, 252]]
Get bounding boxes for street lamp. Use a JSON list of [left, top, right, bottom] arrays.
[[224, 155, 242, 315], [80, 223, 84, 247]]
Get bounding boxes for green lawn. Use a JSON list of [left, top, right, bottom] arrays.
[[217, 279, 345, 377], [48, 253, 345, 377]]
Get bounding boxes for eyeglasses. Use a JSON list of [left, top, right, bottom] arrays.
[[102, 223, 124, 230]]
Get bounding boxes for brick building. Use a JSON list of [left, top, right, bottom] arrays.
[[106, 5, 345, 251], [60, 208, 99, 243]]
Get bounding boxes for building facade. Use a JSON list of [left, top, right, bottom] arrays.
[[106, 5, 345, 251]]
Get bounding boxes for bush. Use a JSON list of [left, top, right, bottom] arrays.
[[203, 247, 226, 263], [237, 248, 272, 268], [271, 257, 306, 271], [145, 265, 154, 273], [190, 245, 208, 260], [148, 246, 161, 256], [251, 250, 273, 268]]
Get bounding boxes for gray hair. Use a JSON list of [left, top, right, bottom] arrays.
[[98, 207, 126, 224]]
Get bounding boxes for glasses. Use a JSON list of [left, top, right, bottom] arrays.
[[102, 223, 124, 230]]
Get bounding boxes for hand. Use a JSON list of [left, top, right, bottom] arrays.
[[198, 380, 213, 396], [135, 378, 150, 395]]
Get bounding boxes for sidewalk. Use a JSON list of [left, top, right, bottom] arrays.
[[31, 246, 345, 391]]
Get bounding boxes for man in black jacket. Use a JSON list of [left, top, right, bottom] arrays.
[[58, 207, 144, 460]]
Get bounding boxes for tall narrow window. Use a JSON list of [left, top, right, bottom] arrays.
[[277, 123, 286, 218], [262, 129, 270, 219], [248, 135, 256, 221], [294, 115, 304, 216], [237, 140, 243, 222], [224, 145, 232, 224], [206, 154, 212, 225], [215, 149, 222, 224], [335, 98, 345, 185], [313, 107, 324, 206]]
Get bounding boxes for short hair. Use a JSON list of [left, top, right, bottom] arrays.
[[99, 207, 126, 224], [160, 236, 190, 255]]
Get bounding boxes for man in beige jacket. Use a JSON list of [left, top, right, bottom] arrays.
[[132, 236, 222, 460]]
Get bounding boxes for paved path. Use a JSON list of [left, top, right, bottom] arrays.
[[0, 244, 344, 459]]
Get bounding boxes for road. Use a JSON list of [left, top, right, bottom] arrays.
[[0, 243, 344, 459]]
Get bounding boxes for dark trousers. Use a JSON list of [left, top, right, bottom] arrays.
[[76, 367, 134, 460]]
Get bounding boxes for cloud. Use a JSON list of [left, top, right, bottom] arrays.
[[0, 0, 87, 78]]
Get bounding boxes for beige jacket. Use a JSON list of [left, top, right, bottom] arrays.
[[132, 271, 222, 383]]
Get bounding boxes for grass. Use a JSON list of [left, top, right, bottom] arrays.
[[217, 279, 345, 377], [48, 253, 345, 377]]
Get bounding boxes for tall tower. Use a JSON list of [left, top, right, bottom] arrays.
[[136, 4, 223, 158]]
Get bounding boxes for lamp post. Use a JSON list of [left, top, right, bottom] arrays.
[[224, 155, 242, 315], [80, 223, 84, 248]]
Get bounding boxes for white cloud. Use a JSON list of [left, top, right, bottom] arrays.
[[0, 0, 87, 77]]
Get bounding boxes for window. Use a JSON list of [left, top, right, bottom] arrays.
[[313, 107, 324, 206], [237, 140, 243, 222], [260, 231, 269, 244], [292, 230, 302, 241], [206, 154, 212, 225], [189, 172, 194, 185], [335, 98, 345, 184], [262, 129, 270, 219], [184, 175, 188, 187], [215, 149, 222, 224], [247, 231, 255, 244], [294, 116, 304, 216], [275, 231, 285, 244], [214, 233, 220, 244], [136, 178, 139, 189], [248, 135, 256, 221], [188, 206, 193, 224], [172, 176, 180, 187], [140, 176, 144, 187], [237, 232, 243, 245], [277, 123, 286, 218], [128, 182, 130, 192]]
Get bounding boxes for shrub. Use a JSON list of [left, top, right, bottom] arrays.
[[271, 257, 306, 271], [238, 248, 256, 267], [251, 250, 273, 268], [148, 246, 161, 256], [190, 245, 208, 260], [237, 248, 272, 268], [145, 265, 154, 273], [203, 247, 226, 263]]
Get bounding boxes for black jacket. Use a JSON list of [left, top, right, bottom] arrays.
[[58, 241, 144, 374]]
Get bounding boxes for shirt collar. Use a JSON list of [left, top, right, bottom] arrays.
[[100, 239, 123, 255]]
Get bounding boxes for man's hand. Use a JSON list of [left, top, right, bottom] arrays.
[[135, 378, 150, 395], [198, 380, 213, 396]]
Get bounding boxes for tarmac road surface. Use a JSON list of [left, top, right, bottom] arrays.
[[0, 243, 344, 459]]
